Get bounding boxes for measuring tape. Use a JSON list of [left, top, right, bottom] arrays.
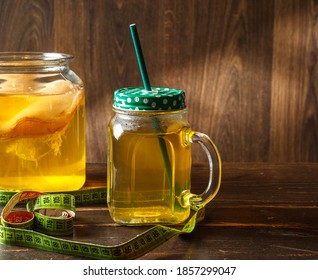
[[0, 188, 206, 260]]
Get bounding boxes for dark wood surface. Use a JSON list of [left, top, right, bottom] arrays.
[[0, 0, 317, 163], [1, 162, 318, 260]]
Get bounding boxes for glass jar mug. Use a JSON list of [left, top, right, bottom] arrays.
[[107, 87, 221, 225], [0, 52, 86, 192]]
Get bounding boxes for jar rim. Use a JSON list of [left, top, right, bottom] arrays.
[[0, 52, 73, 67], [113, 107, 187, 115]]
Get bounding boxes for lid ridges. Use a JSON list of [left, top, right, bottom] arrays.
[[113, 87, 186, 111]]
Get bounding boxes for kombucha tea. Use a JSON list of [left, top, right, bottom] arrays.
[[0, 87, 85, 192], [107, 120, 192, 224]]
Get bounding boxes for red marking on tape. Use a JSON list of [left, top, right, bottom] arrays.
[[6, 211, 34, 224], [20, 192, 44, 201]]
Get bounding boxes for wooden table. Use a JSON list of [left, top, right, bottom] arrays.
[[1, 163, 318, 260]]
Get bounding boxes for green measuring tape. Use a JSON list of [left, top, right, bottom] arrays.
[[0, 189, 206, 260]]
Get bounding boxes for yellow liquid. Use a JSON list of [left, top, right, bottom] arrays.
[[108, 121, 192, 224], [0, 90, 85, 192]]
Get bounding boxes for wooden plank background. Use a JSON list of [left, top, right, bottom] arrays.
[[0, 0, 317, 163]]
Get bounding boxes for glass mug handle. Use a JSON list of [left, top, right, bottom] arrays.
[[180, 131, 222, 208]]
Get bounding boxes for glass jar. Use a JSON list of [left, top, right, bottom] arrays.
[[107, 87, 221, 225], [0, 52, 85, 192]]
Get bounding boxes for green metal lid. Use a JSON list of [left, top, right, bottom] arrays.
[[113, 87, 186, 111]]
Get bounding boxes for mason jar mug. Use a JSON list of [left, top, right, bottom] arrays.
[[107, 87, 221, 225]]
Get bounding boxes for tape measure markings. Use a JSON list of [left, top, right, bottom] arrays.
[[0, 188, 107, 207], [0, 189, 205, 259]]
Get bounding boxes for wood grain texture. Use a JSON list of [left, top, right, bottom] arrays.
[[1, 163, 318, 260], [270, 0, 318, 161], [0, 0, 317, 162]]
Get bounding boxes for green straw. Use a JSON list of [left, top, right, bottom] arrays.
[[129, 24, 151, 90], [129, 23, 173, 188]]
